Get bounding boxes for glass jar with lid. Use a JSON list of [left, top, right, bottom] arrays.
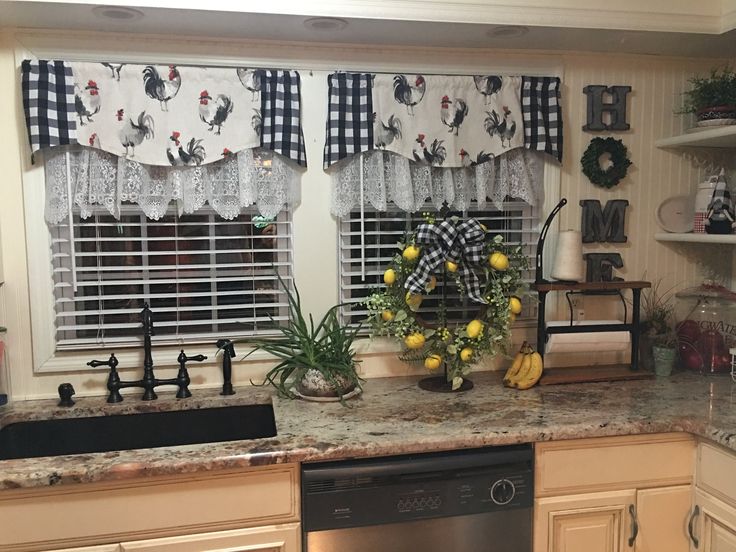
[[675, 282, 736, 374]]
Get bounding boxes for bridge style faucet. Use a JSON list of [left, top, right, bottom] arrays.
[[87, 304, 207, 403]]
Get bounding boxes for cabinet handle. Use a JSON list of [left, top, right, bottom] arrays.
[[628, 504, 639, 547], [688, 505, 700, 549]]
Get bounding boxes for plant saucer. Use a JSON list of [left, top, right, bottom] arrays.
[[291, 386, 362, 402]]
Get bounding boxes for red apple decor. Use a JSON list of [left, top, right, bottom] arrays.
[[676, 320, 703, 372], [698, 329, 731, 373]]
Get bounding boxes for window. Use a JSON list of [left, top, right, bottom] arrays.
[[338, 200, 539, 329], [49, 206, 292, 349]]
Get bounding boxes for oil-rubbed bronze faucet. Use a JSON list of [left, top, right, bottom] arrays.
[[87, 304, 207, 403]]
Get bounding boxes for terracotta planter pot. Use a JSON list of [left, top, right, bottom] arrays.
[[695, 105, 736, 122]]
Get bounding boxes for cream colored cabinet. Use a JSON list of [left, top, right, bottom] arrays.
[[535, 485, 691, 552], [535, 434, 695, 552], [119, 523, 300, 552], [690, 489, 736, 552], [691, 443, 736, 552], [535, 489, 635, 552], [0, 465, 300, 552], [636, 485, 692, 552]]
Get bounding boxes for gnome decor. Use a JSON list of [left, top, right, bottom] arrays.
[[705, 169, 735, 235]]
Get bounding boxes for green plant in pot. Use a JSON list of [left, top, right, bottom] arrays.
[[681, 66, 736, 125], [240, 275, 363, 402], [641, 281, 677, 377]]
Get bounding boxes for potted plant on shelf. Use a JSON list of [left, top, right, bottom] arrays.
[[681, 66, 736, 126], [641, 281, 677, 376], [242, 275, 363, 402]]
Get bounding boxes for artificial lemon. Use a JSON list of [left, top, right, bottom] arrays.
[[445, 260, 458, 273], [508, 296, 522, 315], [424, 354, 442, 371], [466, 319, 484, 339], [381, 310, 395, 322], [480, 223, 488, 232], [383, 269, 396, 286], [426, 276, 437, 292], [402, 245, 420, 262], [489, 251, 509, 271], [405, 292, 423, 311], [404, 333, 426, 350], [460, 347, 474, 362]]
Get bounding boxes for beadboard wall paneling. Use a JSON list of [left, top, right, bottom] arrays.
[[556, 54, 730, 323]]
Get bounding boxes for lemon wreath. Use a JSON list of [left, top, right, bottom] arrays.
[[364, 215, 527, 390]]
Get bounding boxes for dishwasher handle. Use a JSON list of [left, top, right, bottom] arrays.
[[302, 446, 531, 484]]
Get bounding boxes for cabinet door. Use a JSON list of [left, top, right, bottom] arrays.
[[534, 490, 636, 552], [635, 485, 691, 552], [119, 523, 300, 552], [693, 490, 736, 552]]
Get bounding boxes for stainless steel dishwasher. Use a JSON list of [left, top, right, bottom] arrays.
[[302, 444, 532, 552]]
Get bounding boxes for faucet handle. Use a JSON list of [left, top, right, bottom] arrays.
[[87, 353, 118, 370], [177, 350, 207, 365]]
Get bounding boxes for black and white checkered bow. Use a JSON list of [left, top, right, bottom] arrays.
[[404, 219, 487, 304]]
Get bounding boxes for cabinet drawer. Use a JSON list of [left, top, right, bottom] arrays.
[[535, 434, 695, 497], [0, 464, 299, 552], [698, 442, 736, 508]]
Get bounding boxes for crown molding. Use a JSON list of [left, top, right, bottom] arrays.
[[1, 0, 729, 34]]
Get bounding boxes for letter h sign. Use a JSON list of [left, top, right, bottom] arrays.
[[583, 85, 631, 131]]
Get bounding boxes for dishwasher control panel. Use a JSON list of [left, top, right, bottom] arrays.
[[302, 444, 533, 532]]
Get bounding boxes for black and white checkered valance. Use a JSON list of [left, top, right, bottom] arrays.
[[21, 60, 307, 168], [522, 76, 563, 163], [323, 71, 564, 169], [21, 60, 78, 158], [323, 72, 373, 168]]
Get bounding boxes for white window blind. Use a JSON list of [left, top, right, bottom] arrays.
[[338, 200, 539, 328], [50, 206, 292, 350]]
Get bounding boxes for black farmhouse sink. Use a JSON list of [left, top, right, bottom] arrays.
[[0, 404, 276, 460]]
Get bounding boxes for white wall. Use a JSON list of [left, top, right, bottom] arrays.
[[0, 28, 727, 399]]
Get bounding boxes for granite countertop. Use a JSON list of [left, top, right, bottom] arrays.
[[1, 371, 735, 491]]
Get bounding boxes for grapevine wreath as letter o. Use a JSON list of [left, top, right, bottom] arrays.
[[581, 137, 632, 189]]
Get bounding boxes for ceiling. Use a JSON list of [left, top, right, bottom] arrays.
[[1, 1, 736, 58]]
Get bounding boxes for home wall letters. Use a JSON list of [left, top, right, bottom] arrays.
[[580, 199, 629, 243], [583, 85, 631, 131]]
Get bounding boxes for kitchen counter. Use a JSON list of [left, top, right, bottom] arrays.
[[0, 371, 734, 491]]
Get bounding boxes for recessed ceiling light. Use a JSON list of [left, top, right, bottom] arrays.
[[303, 17, 348, 32], [487, 25, 529, 39], [92, 6, 144, 21]]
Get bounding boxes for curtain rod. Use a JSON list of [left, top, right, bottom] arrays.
[[50, 58, 559, 78]]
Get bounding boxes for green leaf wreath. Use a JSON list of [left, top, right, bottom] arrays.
[[364, 215, 527, 390], [581, 137, 632, 189]]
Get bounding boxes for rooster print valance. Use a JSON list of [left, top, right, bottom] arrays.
[[21, 60, 306, 167], [323, 72, 561, 169]]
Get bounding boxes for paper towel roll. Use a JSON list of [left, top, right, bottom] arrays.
[[551, 230, 584, 282]]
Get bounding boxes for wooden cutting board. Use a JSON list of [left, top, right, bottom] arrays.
[[539, 364, 655, 385]]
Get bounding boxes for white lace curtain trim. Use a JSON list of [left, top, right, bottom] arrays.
[[329, 148, 543, 217], [44, 147, 301, 223]]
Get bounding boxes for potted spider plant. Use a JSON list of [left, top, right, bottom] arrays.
[[681, 66, 736, 126], [241, 275, 363, 402]]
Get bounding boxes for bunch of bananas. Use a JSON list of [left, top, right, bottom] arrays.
[[503, 342, 544, 390]]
